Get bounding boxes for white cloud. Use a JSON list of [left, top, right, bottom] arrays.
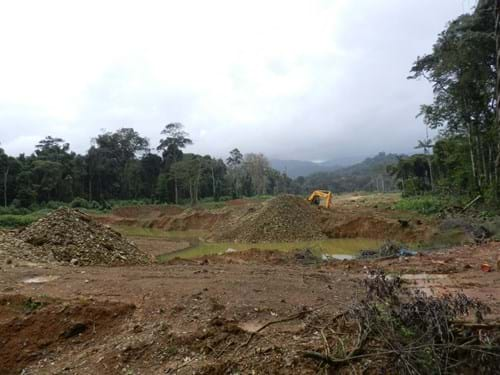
[[0, 0, 466, 160]]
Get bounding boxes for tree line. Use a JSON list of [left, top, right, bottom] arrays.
[[0, 124, 297, 209], [388, 0, 498, 201]]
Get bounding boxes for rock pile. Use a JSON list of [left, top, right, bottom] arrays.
[[17, 208, 150, 266], [0, 231, 53, 265], [215, 195, 326, 243]]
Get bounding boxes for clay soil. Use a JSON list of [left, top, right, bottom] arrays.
[[97, 194, 439, 244], [1, 195, 498, 374], [1, 240, 500, 374]]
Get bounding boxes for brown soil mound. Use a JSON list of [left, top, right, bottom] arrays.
[[153, 209, 228, 231], [215, 195, 326, 242], [0, 294, 134, 374], [18, 208, 150, 266], [323, 215, 433, 242]]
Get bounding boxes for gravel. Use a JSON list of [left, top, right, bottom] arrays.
[[16, 208, 150, 266], [215, 195, 326, 243]]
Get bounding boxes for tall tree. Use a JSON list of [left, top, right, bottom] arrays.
[[495, 0, 500, 189], [243, 153, 270, 195], [0, 148, 8, 208], [226, 148, 243, 198], [157, 123, 192, 204], [410, 1, 495, 196], [91, 128, 149, 200]]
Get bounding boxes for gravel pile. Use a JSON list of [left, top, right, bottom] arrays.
[[215, 195, 326, 243], [17, 208, 150, 266], [0, 231, 54, 265]]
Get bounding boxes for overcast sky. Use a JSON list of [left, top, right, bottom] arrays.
[[0, 0, 472, 161]]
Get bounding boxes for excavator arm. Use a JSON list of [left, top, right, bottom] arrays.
[[307, 190, 333, 208]]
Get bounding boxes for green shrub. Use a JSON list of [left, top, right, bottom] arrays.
[[0, 206, 31, 215], [44, 201, 66, 210], [394, 195, 445, 215], [0, 214, 40, 227], [70, 197, 90, 208]]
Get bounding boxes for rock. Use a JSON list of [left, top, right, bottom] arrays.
[[481, 263, 492, 273], [70, 258, 79, 266], [225, 248, 238, 254]]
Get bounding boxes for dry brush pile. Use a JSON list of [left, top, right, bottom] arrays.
[[305, 271, 500, 374]]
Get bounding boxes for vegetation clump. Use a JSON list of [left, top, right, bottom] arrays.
[[305, 271, 500, 374]]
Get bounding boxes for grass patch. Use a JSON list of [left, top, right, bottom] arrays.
[[158, 238, 383, 262], [393, 195, 445, 215], [0, 210, 50, 228]]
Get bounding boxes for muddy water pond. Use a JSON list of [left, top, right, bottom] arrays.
[[158, 238, 384, 261]]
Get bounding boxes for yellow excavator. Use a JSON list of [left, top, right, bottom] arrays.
[[307, 190, 333, 208]]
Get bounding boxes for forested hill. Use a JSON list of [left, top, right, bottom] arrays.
[[269, 159, 341, 178], [295, 153, 402, 193], [270, 156, 363, 178]]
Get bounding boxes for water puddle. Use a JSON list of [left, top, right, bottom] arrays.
[[23, 275, 60, 284]]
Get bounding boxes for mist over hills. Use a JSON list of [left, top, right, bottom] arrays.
[[270, 156, 365, 178]]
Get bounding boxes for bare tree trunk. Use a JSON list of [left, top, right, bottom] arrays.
[[427, 157, 434, 192], [477, 133, 488, 185], [211, 165, 216, 199], [467, 125, 479, 189], [188, 180, 193, 206], [496, 0, 500, 197], [3, 166, 9, 208], [174, 176, 178, 205]]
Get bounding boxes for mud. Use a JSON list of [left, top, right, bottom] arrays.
[[1, 234, 500, 373], [0, 195, 495, 373]]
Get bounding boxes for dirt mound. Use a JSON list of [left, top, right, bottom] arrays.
[[215, 195, 326, 242], [0, 294, 134, 374], [154, 209, 228, 231], [18, 208, 150, 266]]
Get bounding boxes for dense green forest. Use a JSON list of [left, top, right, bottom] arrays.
[[0, 124, 299, 209], [390, 0, 497, 201]]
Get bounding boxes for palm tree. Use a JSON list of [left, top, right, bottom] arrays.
[[415, 135, 434, 192]]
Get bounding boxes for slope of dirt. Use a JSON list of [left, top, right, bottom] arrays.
[[96, 206, 232, 232], [112, 205, 184, 218], [153, 209, 228, 231], [319, 193, 438, 243], [18, 208, 150, 266], [214, 195, 326, 242], [0, 295, 134, 374]]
